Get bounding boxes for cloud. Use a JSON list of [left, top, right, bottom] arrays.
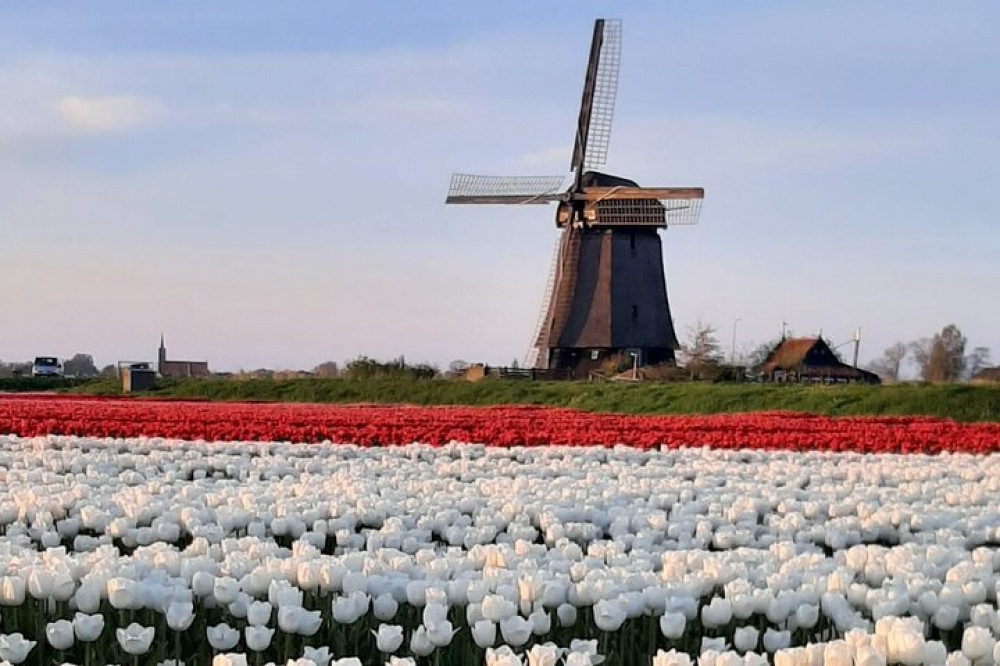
[[57, 95, 164, 133]]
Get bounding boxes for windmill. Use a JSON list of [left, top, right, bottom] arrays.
[[445, 19, 704, 374]]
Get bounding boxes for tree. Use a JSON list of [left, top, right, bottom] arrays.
[[312, 361, 339, 378], [867, 342, 907, 382], [744, 339, 782, 369], [965, 346, 991, 380], [63, 353, 99, 378], [100, 364, 118, 378], [911, 324, 966, 382], [679, 319, 723, 379]]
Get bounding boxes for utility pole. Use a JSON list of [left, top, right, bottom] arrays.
[[852, 327, 862, 369], [730, 318, 742, 365]]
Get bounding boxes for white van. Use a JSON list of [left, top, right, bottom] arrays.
[[32, 357, 63, 377]]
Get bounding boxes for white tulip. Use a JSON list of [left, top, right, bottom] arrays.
[[0, 633, 35, 665], [529, 607, 552, 635], [472, 620, 497, 649], [372, 624, 404, 653], [568, 639, 605, 665], [73, 580, 102, 613], [45, 619, 75, 651], [733, 626, 758, 653], [51, 569, 76, 602], [214, 576, 240, 604], [302, 646, 332, 666], [213, 654, 248, 666], [166, 600, 195, 631], [660, 612, 686, 640], [961, 626, 995, 661], [482, 594, 516, 622], [526, 643, 562, 666], [409, 625, 434, 657], [652, 649, 692, 666], [206, 623, 239, 651], [108, 577, 143, 610], [557, 603, 577, 628], [485, 646, 524, 666], [72, 613, 105, 642], [27, 569, 53, 600], [499, 615, 532, 647], [116, 623, 155, 656], [593, 598, 626, 632], [245, 624, 274, 651], [0, 577, 26, 606], [425, 617, 457, 647], [700, 597, 733, 628], [794, 603, 819, 628], [373, 593, 398, 621], [762, 628, 790, 653], [247, 600, 272, 626]]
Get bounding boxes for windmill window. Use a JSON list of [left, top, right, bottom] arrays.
[[590, 350, 600, 360], [631, 305, 639, 320], [629, 233, 636, 254]]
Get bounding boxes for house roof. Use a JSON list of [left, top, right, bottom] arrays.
[[973, 367, 1000, 382], [759, 338, 822, 372]]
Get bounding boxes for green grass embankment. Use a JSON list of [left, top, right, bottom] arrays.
[[66, 377, 1000, 422], [0, 377, 93, 392]]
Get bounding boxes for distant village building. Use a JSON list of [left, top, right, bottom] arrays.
[[972, 367, 1000, 384], [757, 337, 880, 384], [157, 334, 211, 378]]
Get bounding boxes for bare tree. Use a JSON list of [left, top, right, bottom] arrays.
[[911, 324, 966, 382], [965, 346, 991, 380], [867, 342, 907, 382], [312, 361, 339, 378], [63, 353, 99, 378], [680, 319, 723, 379]]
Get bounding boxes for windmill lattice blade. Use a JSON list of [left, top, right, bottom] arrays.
[[446, 174, 565, 204], [591, 197, 703, 227], [579, 186, 704, 200], [583, 19, 621, 170]]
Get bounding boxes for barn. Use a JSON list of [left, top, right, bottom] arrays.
[[757, 337, 880, 384]]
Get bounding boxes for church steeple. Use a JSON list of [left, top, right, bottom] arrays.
[[158, 333, 167, 369]]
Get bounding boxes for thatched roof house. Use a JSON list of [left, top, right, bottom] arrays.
[[757, 337, 880, 384]]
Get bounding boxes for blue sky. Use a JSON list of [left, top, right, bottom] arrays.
[[1, 2, 998, 371]]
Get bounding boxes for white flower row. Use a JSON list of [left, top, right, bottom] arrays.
[[0, 435, 999, 665]]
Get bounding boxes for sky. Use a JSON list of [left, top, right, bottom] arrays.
[[1, 1, 998, 372]]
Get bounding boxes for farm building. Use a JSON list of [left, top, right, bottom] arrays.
[[757, 337, 880, 384], [972, 367, 1000, 383], [157, 334, 210, 378]]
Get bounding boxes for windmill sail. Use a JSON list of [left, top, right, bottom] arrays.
[[445, 174, 565, 204], [570, 19, 621, 176], [576, 186, 704, 226]]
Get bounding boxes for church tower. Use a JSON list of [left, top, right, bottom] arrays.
[[158, 333, 167, 371]]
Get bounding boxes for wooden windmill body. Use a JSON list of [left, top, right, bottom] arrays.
[[446, 20, 704, 374]]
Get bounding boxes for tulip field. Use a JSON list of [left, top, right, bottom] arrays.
[[1, 396, 1000, 666]]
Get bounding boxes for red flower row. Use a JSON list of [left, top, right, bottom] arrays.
[[1, 395, 999, 453]]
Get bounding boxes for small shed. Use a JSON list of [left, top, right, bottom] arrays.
[[757, 337, 880, 384], [122, 366, 156, 393]]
